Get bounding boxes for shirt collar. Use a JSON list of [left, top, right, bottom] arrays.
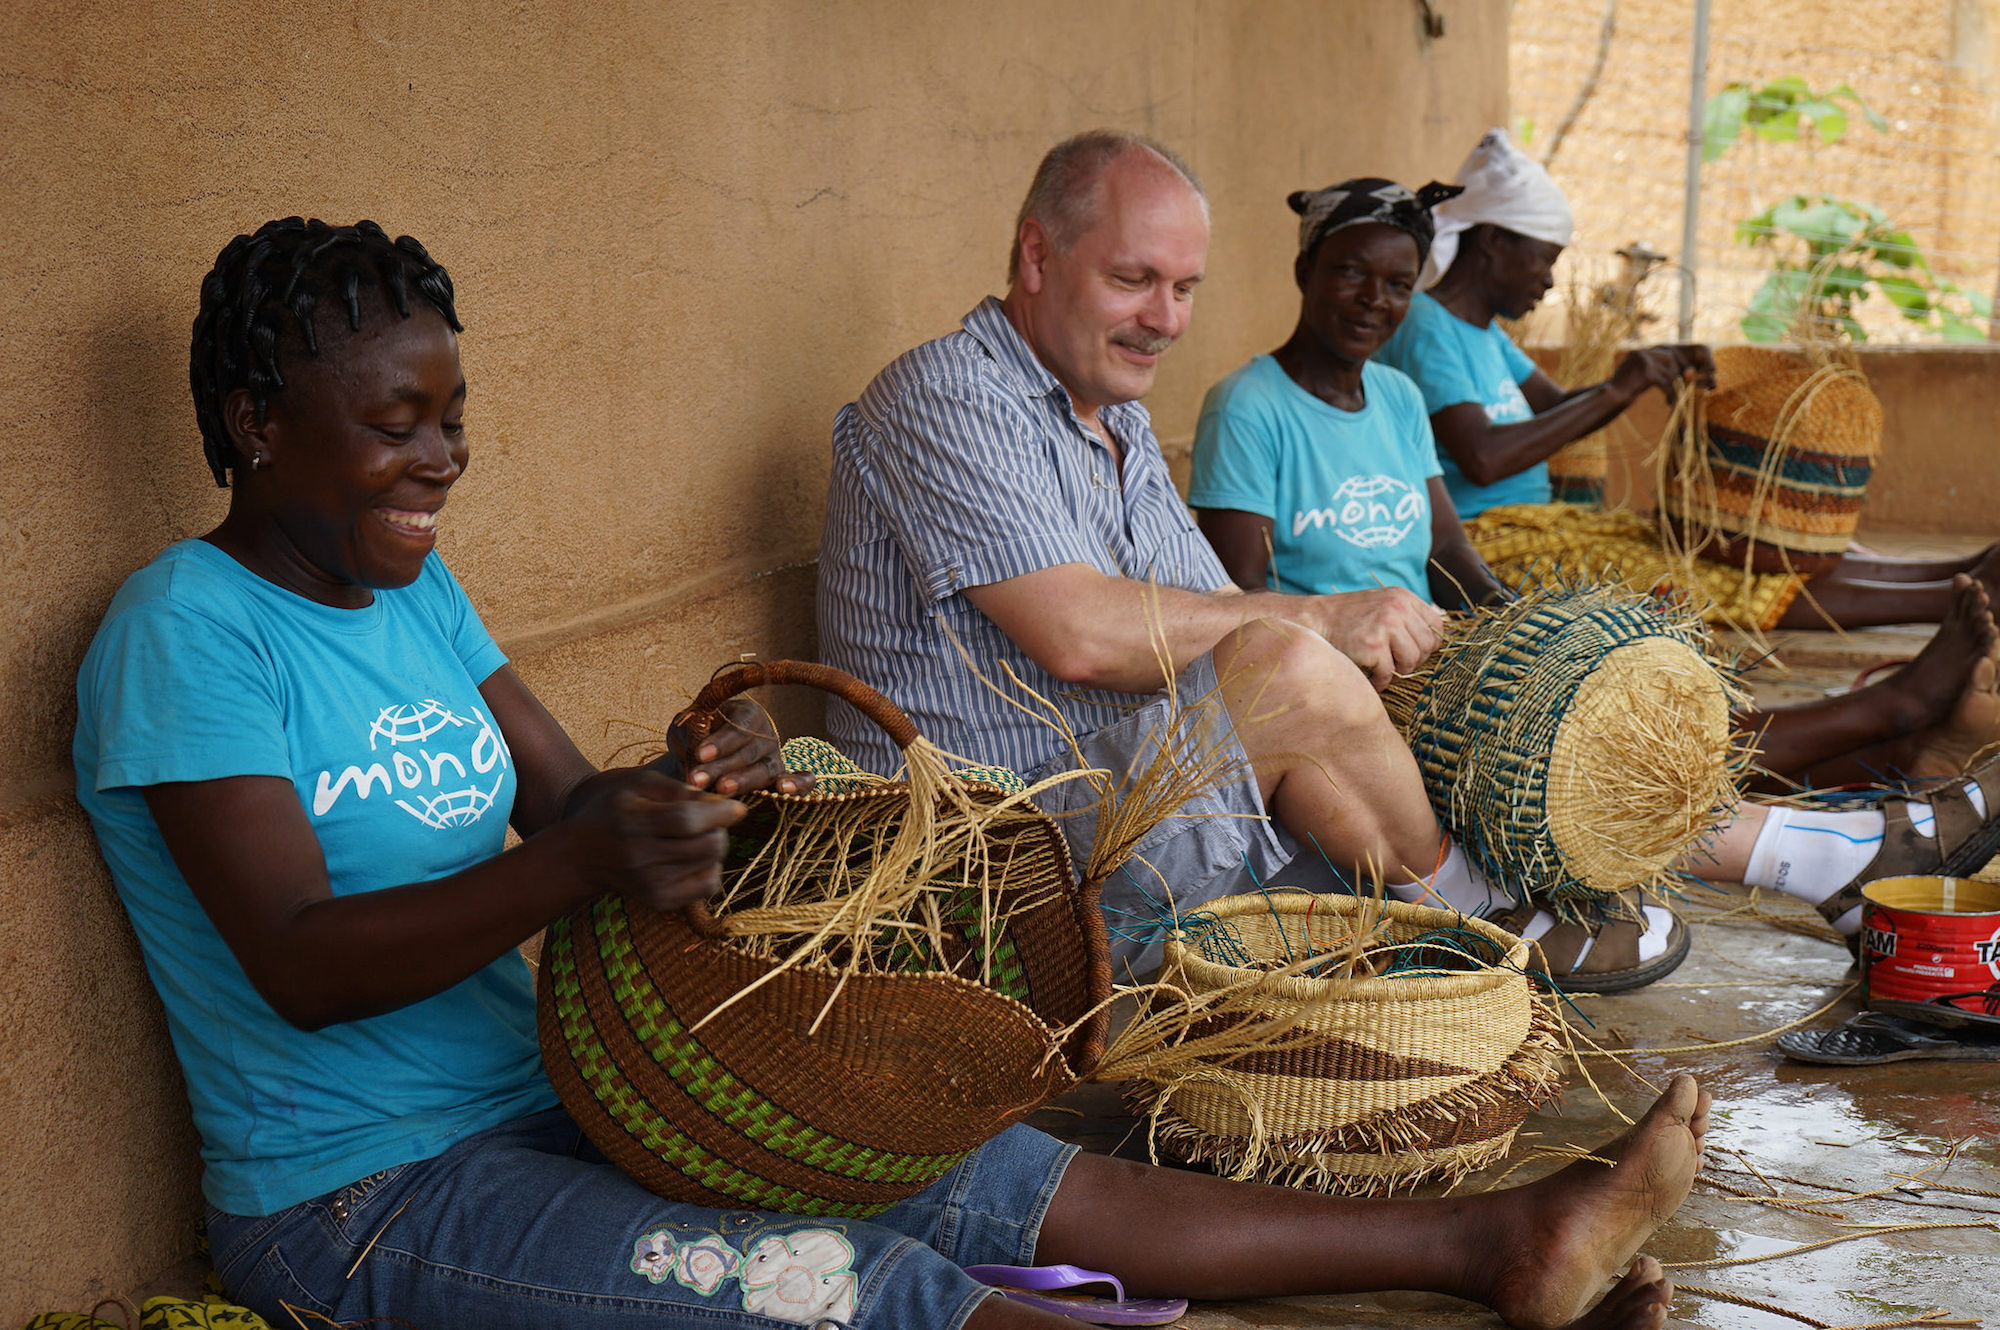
[[960, 296, 1151, 432]]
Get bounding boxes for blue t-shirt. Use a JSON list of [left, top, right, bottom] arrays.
[[1189, 355, 1442, 599], [1376, 290, 1545, 518], [73, 540, 556, 1216]]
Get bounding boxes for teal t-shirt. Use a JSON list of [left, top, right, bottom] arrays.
[[74, 540, 556, 1216], [1376, 290, 1545, 518], [1189, 354, 1442, 599]]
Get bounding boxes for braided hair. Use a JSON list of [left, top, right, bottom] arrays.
[[189, 218, 463, 487]]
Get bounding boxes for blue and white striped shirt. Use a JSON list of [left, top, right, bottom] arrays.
[[817, 297, 1230, 775]]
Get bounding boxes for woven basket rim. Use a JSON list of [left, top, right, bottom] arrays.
[[1161, 892, 1528, 1002]]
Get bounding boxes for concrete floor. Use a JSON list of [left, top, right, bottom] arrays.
[[1028, 612, 2000, 1330]]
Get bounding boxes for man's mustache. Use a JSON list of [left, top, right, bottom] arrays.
[[1114, 332, 1173, 355]]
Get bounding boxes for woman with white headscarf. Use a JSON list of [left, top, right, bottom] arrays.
[[1377, 128, 1712, 521]]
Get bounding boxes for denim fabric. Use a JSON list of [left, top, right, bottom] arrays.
[[207, 1110, 1078, 1330], [1026, 651, 1292, 976]]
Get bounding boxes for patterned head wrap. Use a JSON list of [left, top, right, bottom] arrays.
[[1287, 177, 1466, 265]]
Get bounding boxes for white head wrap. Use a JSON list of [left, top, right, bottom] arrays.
[[1420, 128, 1574, 289]]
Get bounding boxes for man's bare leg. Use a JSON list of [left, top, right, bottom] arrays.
[[1211, 617, 1443, 884], [1001, 1075, 1707, 1330]]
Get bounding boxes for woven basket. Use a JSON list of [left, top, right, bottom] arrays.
[[1130, 892, 1564, 1195], [1384, 584, 1741, 917], [1546, 433, 1610, 508], [538, 661, 1113, 1218], [1659, 346, 1882, 576]]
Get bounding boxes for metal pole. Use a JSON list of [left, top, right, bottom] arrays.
[[1678, 0, 1711, 341]]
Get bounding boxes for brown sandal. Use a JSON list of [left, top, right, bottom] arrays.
[[1813, 749, 2000, 933], [1491, 889, 1691, 994]]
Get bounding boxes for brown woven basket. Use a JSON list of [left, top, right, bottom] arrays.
[[1660, 346, 1882, 576], [538, 661, 1113, 1217]]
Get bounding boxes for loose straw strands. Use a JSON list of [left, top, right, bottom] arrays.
[[1119, 892, 1568, 1196], [1674, 1285, 1978, 1330]]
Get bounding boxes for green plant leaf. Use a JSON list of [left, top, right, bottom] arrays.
[[1969, 289, 1994, 319], [1877, 272, 1933, 318], [1753, 107, 1803, 142], [1940, 310, 1988, 342], [1704, 84, 1751, 161], [1870, 229, 1922, 269], [1740, 310, 1788, 341], [1735, 204, 1781, 247], [1812, 106, 1848, 143], [1513, 112, 1536, 146], [1829, 83, 1890, 133], [1821, 265, 1870, 300]]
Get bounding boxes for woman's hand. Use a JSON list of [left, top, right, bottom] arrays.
[[557, 768, 749, 913], [667, 698, 815, 799]]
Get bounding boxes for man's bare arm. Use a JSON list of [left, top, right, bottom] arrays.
[[963, 562, 1441, 692]]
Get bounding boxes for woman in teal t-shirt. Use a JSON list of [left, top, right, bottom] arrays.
[[1192, 178, 1507, 611]]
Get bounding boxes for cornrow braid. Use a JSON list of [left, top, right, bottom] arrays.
[[189, 218, 463, 487]]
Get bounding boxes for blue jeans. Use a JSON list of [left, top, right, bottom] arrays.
[[206, 1110, 1078, 1330]]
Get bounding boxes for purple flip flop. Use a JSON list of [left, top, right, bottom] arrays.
[[963, 1264, 1189, 1326]]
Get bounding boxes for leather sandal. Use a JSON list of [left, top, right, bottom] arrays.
[[1812, 749, 2000, 936], [1490, 889, 1691, 994]]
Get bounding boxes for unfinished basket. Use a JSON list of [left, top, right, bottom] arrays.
[[1659, 346, 1882, 577], [1383, 583, 1743, 917], [1130, 891, 1564, 1195], [538, 660, 1114, 1218]]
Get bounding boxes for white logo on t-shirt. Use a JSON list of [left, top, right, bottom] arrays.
[[1293, 475, 1426, 549], [1484, 378, 1533, 424], [312, 700, 511, 828]]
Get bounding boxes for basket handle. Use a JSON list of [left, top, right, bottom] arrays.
[[682, 659, 923, 754]]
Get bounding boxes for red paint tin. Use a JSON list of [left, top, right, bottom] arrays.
[[1860, 876, 2000, 1029]]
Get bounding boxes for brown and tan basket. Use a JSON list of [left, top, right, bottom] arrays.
[[1128, 891, 1565, 1195], [537, 661, 1114, 1218], [1659, 345, 1882, 577]]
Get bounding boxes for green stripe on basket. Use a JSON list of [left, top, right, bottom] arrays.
[[574, 900, 973, 1193], [548, 923, 830, 1212]]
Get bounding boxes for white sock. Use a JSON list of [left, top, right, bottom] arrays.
[[1741, 789, 1985, 934], [1390, 843, 1674, 963]]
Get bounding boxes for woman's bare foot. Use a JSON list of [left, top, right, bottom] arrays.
[[1560, 1257, 1673, 1330], [1473, 1075, 1709, 1330], [1909, 648, 2000, 780], [1872, 576, 1999, 745]]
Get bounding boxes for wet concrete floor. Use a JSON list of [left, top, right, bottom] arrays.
[[1030, 619, 2000, 1329]]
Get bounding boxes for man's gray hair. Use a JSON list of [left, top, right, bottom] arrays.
[[1007, 129, 1206, 284]]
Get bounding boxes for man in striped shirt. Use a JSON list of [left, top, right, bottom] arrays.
[[816, 129, 1683, 982]]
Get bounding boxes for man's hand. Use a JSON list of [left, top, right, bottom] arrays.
[[1611, 343, 1715, 403], [1297, 587, 1444, 689]]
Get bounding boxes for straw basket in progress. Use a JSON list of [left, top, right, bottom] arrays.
[[1384, 584, 1743, 918], [1659, 346, 1882, 577], [538, 661, 1115, 1218], [1131, 892, 1564, 1195]]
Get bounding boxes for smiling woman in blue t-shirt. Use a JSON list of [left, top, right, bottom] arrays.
[[1191, 178, 1508, 611]]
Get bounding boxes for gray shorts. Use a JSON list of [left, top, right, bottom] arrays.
[[1025, 651, 1298, 974]]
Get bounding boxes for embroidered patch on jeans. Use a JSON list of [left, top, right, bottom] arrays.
[[739, 1230, 859, 1325], [674, 1235, 742, 1295]]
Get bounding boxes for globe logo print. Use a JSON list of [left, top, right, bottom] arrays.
[[1294, 475, 1425, 549], [358, 700, 509, 830]]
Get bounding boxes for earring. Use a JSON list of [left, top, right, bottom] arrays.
[[249, 454, 268, 471]]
